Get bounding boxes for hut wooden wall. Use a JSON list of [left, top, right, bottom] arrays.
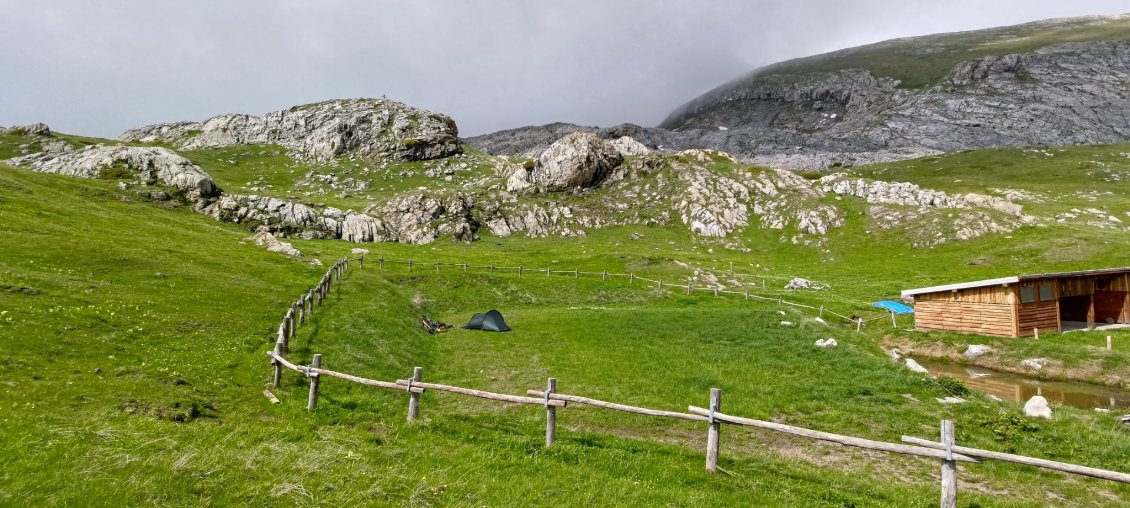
[[1018, 301, 1058, 336], [914, 284, 1015, 336]]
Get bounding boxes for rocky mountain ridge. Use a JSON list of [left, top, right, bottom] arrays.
[[469, 15, 1130, 170], [5, 113, 1045, 249], [120, 98, 462, 162]]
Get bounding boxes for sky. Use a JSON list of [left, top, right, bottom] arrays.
[[1, 1, 1128, 138]]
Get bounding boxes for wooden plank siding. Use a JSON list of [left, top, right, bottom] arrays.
[[914, 300, 1017, 337], [1018, 302, 1058, 336]]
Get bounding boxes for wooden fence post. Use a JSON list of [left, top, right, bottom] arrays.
[[630, 273, 634, 284], [729, 262, 733, 274], [891, 311, 897, 328], [435, 262, 440, 273], [856, 318, 863, 331], [1034, 327, 1039, 340], [519, 266, 524, 278], [778, 297, 783, 307], [574, 269, 579, 279], [819, 305, 824, 318], [409, 260, 414, 272], [490, 263, 494, 273], [940, 420, 957, 508], [277, 325, 288, 354], [658, 280, 663, 289], [686, 285, 691, 295], [379, 256, 384, 270], [407, 367, 423, 422], [463, 263, 467, 272], [602, 271, 607, 282], [307, 354, 322, 411], [706, 388, 722, 473], [272, 345, 283, 387], [359, 254, 364, 269], [714, 287, 719, 297], [545, 377, 557, 447], [1108, 335, 1113, 351], [744, 290, 749, 300]]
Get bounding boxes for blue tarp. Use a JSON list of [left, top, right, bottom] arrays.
[[873, 300, 914, 314]]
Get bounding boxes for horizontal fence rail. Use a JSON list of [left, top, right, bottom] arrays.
[[686, 406, 980, 463]]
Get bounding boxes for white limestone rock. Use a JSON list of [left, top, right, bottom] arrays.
[[964, 344, 992, 358], [119, 98, 461, 162], [1020, 358, 1049, 370], [506, 166, 532, 192], [815, 338, 838, 348], [250, 231, 302, 257], [531, 132, 623, 191], [905, 358, 929, 374], [608, 136, 650, 156], [1024, 395, 1053, 419], [11, 145, 218, 200], [785, 277, 827, 290]]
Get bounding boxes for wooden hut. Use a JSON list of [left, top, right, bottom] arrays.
[[901, 267, 1130, 337]]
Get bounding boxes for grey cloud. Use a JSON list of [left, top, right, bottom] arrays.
[[1, 0, 1127, 138]]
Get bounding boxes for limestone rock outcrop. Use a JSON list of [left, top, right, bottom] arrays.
[[530, 132, 623, 191], [4, 123, 51, 136], [11, 145, 219, 200], [120, 98, 462, 162]]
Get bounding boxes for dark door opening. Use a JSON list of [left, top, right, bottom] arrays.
[[1059, 295, 1090, 322]]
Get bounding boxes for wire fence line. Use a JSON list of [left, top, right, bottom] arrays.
[[363, 255, 897, 328]]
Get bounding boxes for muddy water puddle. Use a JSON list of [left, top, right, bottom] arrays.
[[917, 359, 1130, 410]]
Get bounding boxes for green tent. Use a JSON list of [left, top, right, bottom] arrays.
[[465, 310, 510, 332]]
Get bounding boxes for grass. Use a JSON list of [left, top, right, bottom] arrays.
[[749, 16, 1130, 89], [4, 135, 1130, 505]]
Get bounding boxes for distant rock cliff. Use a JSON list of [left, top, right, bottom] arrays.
[[120, 98, 462, 162], [470, 15, 1130, 170]]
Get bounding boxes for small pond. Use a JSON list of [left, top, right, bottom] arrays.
[[916, 359, 1130, 410]]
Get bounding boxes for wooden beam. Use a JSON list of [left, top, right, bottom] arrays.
[[687, 407, 980, 463], [402, 380, 566, 407], [902, 436, 1130, 484], [528, 390, 706, 422]]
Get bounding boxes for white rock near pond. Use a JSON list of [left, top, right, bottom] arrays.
[[815, 338, 838, 348], [1021, 358, 1049, 370], [905, 358, 929, 374], [936, 397, 966, 404], [964, 344, 991, 358], [1024, 395, 1053, 419]]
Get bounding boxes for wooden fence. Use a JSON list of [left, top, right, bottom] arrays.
[[262, 254, 1129, 507], [267, 352, 1130, 507], [365, 255, 898, 329]]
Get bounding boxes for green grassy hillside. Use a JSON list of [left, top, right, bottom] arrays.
[[3, 143, 1130, 506], [745, 15, 1130, 89]]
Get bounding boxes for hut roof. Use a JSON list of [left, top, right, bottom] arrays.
[[901, 267, 1130, 298]]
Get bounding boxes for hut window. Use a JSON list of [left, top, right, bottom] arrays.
[[1020, 286, 1036, 303], [1039, 281, 1054, 301]]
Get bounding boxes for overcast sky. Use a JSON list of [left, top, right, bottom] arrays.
[[1, 1, 1127, 138]]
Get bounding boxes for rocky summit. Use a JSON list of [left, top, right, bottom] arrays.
[[120, 98, 461, 162], [469, 15, 1130, 170]]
